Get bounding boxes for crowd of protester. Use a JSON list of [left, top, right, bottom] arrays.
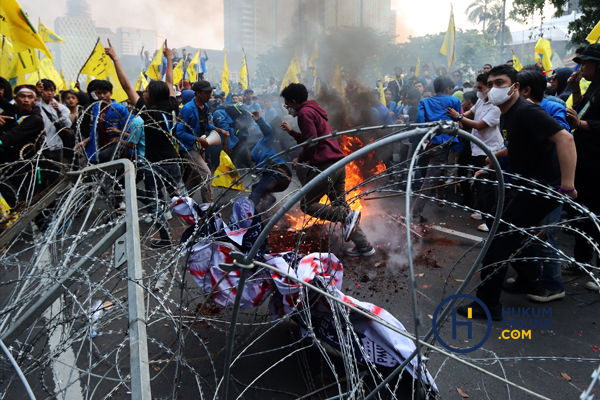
[[0, 40, 599, 311]]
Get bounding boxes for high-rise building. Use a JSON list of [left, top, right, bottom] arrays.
[[224, 0, 394, 56], [54, 0, 97, 81], [116, 27, 162, 58]]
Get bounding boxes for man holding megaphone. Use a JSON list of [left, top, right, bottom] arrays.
[[176, 81, 229, 203]]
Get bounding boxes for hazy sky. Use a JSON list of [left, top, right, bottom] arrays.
[[23, 0, 553, 50]]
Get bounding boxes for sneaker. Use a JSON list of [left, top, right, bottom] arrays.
[[412, 214, 428, 224], [165, 211, 173, 220], [343, 210, 361, 242], [118, 202, 126, 210], [478, 223, 489, 232], [503, 278, 544, 295], [471, 213, 482, 220], [150, 239, 172, 249], [456, 300, 502, 321], [346, 243, 376, 257], [527, 288, 566, 303], [561, 262, 588, 275], [143, 214, 154, 224], [584, 281, 600, 291]]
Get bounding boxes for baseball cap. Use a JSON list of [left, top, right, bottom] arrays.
[[191, 81, 215, 92], [574, 44, 600, 64]]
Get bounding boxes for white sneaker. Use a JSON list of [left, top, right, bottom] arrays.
[[343, 210, 361, 242], [118, 202, 126, 210], [143, 214, 154, 224], [165, 211, 173, 220], [584, 281, 600, 291], [471, 213, 482, 220], [478, 223, 489, 232]]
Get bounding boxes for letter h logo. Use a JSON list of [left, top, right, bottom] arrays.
[[452, 308, 472, 339]]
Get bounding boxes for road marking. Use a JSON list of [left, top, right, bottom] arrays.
[[431, 225, 485, 242]]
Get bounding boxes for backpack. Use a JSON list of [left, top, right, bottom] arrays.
[[218, 102, 254, 133]]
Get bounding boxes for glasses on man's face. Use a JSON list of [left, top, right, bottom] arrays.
[[549, 76, 557, 82]]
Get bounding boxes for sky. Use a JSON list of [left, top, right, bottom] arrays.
[[22, 0, 556, 51]]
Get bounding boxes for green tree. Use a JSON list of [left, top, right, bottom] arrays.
[[510, 0, 599, 45], [487, 3, 513, 44], [465, 0, 496, 32]]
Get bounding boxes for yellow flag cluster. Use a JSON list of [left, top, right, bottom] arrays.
[[221, 50, 230, 97], [79, 41, 127, 102], [440, 5, 456, 68], [281, 52, 301, 90], [0, 0, 52, 59], [240, 50, 249, 90], [25, 56, 65, 90]]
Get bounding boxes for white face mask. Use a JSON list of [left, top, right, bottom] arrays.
[[288, 107, 298, 117], [477, 90, 487, 101], [488, 84, 515, 106], [90, 91, 98, 101]]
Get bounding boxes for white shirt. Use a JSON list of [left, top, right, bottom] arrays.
[[37, 99, 72, 151], [469, 98, 503, 157]]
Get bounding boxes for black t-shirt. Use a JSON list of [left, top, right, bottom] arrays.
[[501, 97, 564, 187], [135, 97, 180, 163]]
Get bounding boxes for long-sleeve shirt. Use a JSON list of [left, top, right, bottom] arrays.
[[539, 98, 570, 131], [176, 100, 217, 151], [251, 118, 287, 169], [417, 94, 462, 148], [37, 99, 72, 150]]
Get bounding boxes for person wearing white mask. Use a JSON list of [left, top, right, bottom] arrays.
[[455, 64, 578, 320], [446, 73, 503, 232]]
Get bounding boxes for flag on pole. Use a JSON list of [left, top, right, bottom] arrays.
[[221, 50, 230, 97], [69, 79, 79, 91], [240, 49, 249, 90], [145, 45, 164, 81], [332, 64, 345, 100], [535, 38, 553, 73], [379, 78, 386, 105], [134, 71, 148, 91], [173, 61, 183, 84], [26, 56, 62, 86], [308, 41, 319, 77], [187, 50, 200, 83], [0, 37, 13, 76], [280, 52, 301, 90], [38, 20, 65, 43], [79, 40, 128, 102], [587, 20, 600, 44], [512, 52, 523, 71], [415, 58, 421, 78], [0, 0, 52, 59], [6, 48, 39, 80], [440, 5, 456, 68], [59, 69, 67, 90]]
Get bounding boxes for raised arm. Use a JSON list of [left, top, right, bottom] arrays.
[[105, 38, 139, 105], [164, 40, 175, 97]]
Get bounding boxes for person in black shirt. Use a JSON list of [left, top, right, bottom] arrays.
[[457, 65, 577, 319], [107, 38, 183, 249]]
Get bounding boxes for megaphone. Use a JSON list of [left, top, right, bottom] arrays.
[[194, 130, 222, 150]]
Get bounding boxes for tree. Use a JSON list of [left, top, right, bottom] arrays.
[[487, 3, 513, 44], [510, 0, 599, 45], [465, 0, 496, 32]]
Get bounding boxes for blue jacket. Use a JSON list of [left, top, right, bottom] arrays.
[[374, 102, 394, 125], [387, 101, 397, 115], [251, 118, 287, 169], [212, 109, 241, 149], [540, 98, 569, 131], [86, 101, 130, 162], [417, 94, 462, 149], [176, 100, 217, 151]]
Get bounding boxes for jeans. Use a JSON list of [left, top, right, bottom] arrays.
[[476, 191, 559, 306], [411, 145, 451, 217], [181, 149, 213, 203], [248, 166, 291, 213], [144, 163, 183, 240], [301, 162, 369, 248]]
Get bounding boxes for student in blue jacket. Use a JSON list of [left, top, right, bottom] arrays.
[[176, 81, 229, 202], [248, 111, 291, 212]]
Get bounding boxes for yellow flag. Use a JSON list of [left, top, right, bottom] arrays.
[[379, 78, 386, 105], [187, 50, 199, 83], [79, 41, 127, 103], [134, 71, 148, 91], [587, 20, 600, 44], [60, 69, 67, 90], [415, 58, 421, 78], [0, 0, 52, 60], [145, 45, 164, 81], [280, 52, 301, 90], [212, 151, 244, 191], [308, 41, 318, 77], [26, 56, 61, 86], [535, 38, 553, 73], [440, 5, 456, 68], [38, 20, 65, 44], [173, 61, 183, 84], [221, 50, 230, 97], [240, 50, 249, 90], [69, 79, 79, 91], [332, 64, 345, 100], [0, 37, 14, 76], [512, 52, 523, 71], [6, 48, 39, 80]]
